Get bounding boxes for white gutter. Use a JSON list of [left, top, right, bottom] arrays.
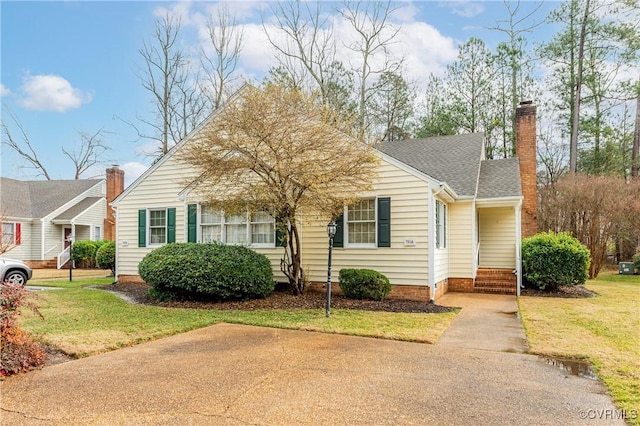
[[114, 207, 119, 279], [515, 201, 522, 297], [427, 183, 436, 303], [40, 218, 45, 260]]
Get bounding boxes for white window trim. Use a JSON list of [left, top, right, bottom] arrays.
[[435, 199, 447, 249], [94, 225, 102, 241], [197, 206, 276, 248], [148, 208, 168, 247], [1, 222, 16, 245], [344, 198, 377, 248]]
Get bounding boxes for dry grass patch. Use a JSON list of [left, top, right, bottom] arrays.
[[519, 272, 639, 424]]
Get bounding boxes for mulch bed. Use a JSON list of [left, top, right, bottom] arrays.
[[520, 285, 596, 298], [95, 282, 456, 314]]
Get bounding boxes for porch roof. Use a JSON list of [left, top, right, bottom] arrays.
[[477, 158, 522, 199], [52, 197, 103, 223]]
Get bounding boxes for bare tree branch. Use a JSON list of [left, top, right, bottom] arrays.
[[61, 128, 111, 179], [1, 106, 51, 180], [201, 4, 245, 111]]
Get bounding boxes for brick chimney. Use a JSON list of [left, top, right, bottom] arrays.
[[104, 166, 124, 241], [516, 101, 537, 238]]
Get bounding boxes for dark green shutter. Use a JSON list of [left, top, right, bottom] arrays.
[[333, 214, 344, 248], [138, 209, 146, 247], [377, 197, 391, 247], [443, 204, 447, 248], [187, 204, 197, 243], [167, 208, 176, 243]]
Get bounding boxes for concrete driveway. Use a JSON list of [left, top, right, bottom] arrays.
[[0, 322, 621, 425]]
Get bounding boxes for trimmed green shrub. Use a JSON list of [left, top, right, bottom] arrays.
[[96, 241, 116, 274], [138, 242, 274, 301], [339, 268, 391, 301], [71, 240, 99, 268], [522, 232, 590, 291]]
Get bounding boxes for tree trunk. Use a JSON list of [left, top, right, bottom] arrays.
[[632, 85, 640, 178], [569, 0, 590, 174]]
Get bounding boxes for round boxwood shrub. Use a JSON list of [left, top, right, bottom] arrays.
[[138, 242, 274, 301], [522, 232, 590, 291], [96, 241, 116, 274], [339, 268, 391, 301], [71, 240, 99, 268]]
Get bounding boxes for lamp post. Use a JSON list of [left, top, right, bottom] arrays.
[[67, 234, 74, 282], [326, 220, 337, 318]]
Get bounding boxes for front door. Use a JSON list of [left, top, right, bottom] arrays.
[[64, 228, 72, 249]]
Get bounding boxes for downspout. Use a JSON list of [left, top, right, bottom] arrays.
[[427, 184, 436, 303], [515, 201, 522, 297], [40, 218, 45, 260], [114, 207, 119, 280]]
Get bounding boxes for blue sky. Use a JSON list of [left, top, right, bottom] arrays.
[[1, 1, 557, 186]]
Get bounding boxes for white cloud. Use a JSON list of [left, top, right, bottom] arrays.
[[120, 162, 149, 187], [0, 84, 11, 97], [440, 1, 485, 18], [17, 74, 92, 112]]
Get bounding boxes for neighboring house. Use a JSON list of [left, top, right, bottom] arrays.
[[0, 166, 124, 268], [112, 101, 538, 302]]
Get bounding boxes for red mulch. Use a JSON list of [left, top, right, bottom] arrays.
[[96, 282, 455, 314]]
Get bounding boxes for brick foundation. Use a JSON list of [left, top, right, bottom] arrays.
[[117, 274, 146, 284], [447, 277, 474, 293], [24, 260, 57, 269], [307, 280, 453, 302]]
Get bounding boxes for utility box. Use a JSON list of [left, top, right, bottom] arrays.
[[618, 262, 635, 275]]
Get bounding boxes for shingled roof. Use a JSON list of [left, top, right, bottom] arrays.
[[378, 133, 484, 197], [378, 134, 522, 200], [477, 158, 522, 199], [0, 177, 102, 219]]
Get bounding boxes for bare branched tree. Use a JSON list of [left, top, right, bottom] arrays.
[[201, 4, 245, 110], [264, 1, 337, 101], [178, 84, 378, 294], [340, 0, 401, 139], [138, 12, 201, 156], [1, 106, 51, 180], [62, 129, 110, 179]]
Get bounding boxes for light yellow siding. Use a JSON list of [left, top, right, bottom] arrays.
[[300, 160, 430, 287], [478, 207, 516, 268], [74, 199, 106, 226], [448, 201, 474, 277], [115, 154, 196, 276], [30, 221, 42, 259]]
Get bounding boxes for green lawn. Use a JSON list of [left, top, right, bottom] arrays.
[[21, 277, 457, 358], [519, 272, 640, 424]]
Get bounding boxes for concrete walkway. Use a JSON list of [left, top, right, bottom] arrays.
[[437, 293, 529, 353], [0, 322, 622, 425]]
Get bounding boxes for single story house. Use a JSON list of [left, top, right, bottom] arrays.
[[112, 99, 538, 302], [0, 167, 124, 268]]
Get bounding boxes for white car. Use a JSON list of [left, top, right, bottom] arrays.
[[0, 257, 33, 285]]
